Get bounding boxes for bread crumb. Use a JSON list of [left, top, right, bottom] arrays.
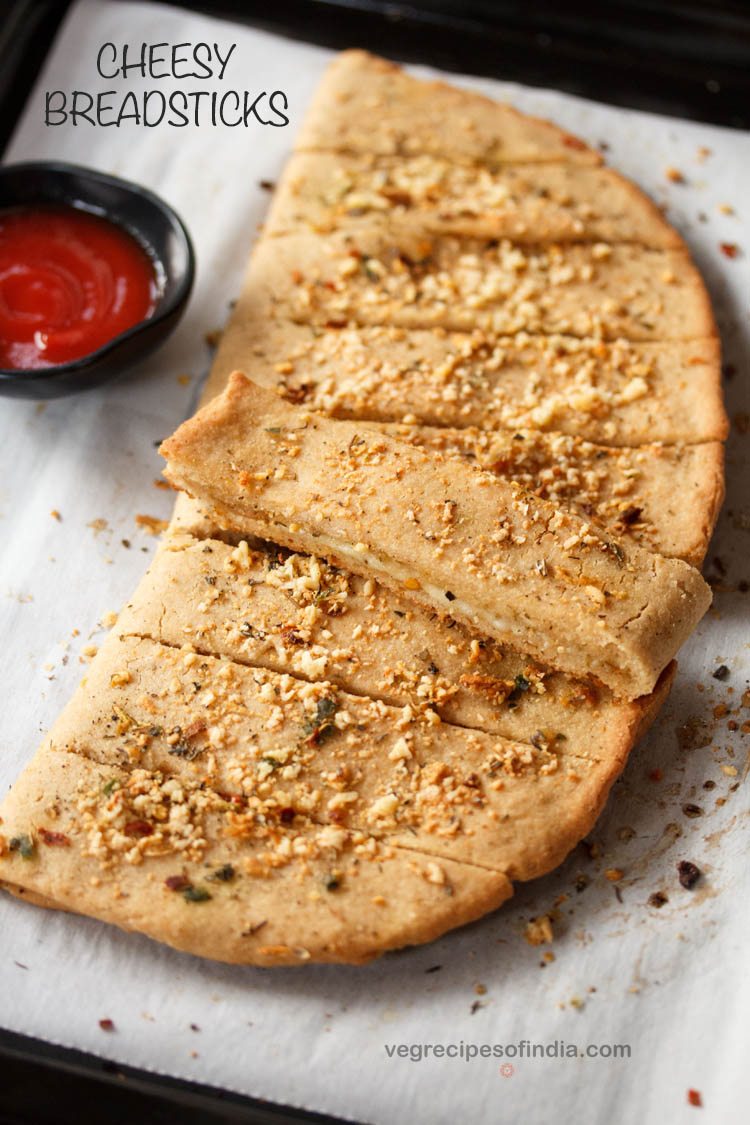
[[135, 514, 169, 536], [524, 915, 554, 945]]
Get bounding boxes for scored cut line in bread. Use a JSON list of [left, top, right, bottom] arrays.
[[118, 532, 661, 754]]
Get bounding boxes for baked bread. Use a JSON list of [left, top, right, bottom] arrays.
[[294, 49, 602, 164], [0, 50, 725, 965], [160, 374, 710, 700], [242, 229, 716, 341], [265, 150, 683, 247], [206, 319, 725, 446]]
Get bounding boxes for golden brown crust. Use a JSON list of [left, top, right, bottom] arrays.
[[0, 623, 672, 964]]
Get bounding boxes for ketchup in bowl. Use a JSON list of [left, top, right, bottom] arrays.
[[0, 206, 159, 370]]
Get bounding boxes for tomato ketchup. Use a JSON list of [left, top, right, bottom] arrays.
[[0, 206, 158, 369]]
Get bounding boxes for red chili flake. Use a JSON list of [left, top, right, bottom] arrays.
[[123, 819, 153, 838], [678, 861, 702, 889], [99, 1019, 115, 1032], [290, 269, 304, 284], [183, 718, 207, 739], [563, 135, 587, 150], [687, 1089, 703, 1107], [165, 874, 190, 892], [279, 625, 305, 646], [217, 791, 245, 807], [38, 828, 71, 847], [620, 506, 643, 526], [720, 242, 739, 258], [648, 768, 664, 782]]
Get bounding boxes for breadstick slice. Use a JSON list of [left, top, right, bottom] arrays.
[[160, 374, 711, 699], [0, 746, 511, 965], [266, 151, 682, 249], [247, 229, 716, 342], [294, 50, 601, 165]]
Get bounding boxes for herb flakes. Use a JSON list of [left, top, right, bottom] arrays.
[[9, 834, 35, 859], [303, 696, 339, 745]]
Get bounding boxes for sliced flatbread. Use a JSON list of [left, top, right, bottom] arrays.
[[160, 374, 710, 699], [165, 420, 722, 567], [1, 49, 724, 965], [266, 150, 681, 248]]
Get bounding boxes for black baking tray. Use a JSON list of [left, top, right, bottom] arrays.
[[1, 1, 749, 1122]]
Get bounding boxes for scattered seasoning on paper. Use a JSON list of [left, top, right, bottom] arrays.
[[98, 1018, 115, 1032], [524, 915, 554, 946], [135, 514, 169, 536]]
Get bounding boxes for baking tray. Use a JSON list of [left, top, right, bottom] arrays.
[[0, 1, 748, 1122]]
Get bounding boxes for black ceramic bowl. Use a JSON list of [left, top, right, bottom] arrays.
[[0, 162, 195, 399]]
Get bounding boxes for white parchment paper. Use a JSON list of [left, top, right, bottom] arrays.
[[1, 3, 749, 1122]]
